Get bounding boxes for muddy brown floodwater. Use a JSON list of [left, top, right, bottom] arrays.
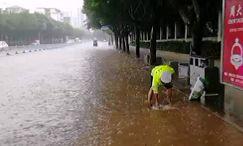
[[0, 42, 243, 146]]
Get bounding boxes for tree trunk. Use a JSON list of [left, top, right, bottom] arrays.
[[122, 36, 126, 52], [191, 21, 203, 56], [135, 26, 140, 58], [125, 34, 130, 54], [115, 34, 118, 49], [191, 0, 204, 56], [150, 25, 157, 65], [119, 36, 122, 50], [111, 35, 114, 45]]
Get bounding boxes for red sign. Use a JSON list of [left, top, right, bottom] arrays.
[[222, 0, 243, 89]]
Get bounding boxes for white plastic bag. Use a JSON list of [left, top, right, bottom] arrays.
[[189, 77, 205, 101]]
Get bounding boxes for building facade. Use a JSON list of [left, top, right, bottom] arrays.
[[35, 8, 64, 22], [5, 6, 29, 14]]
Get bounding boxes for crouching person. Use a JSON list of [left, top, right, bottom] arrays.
[[148, 64, 175, 109]]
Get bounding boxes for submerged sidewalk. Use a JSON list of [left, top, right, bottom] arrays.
[[130, 46, 243, 126], [88, 46, 243, 146], [72, 46, 243, 146]]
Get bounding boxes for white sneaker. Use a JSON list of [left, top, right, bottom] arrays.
[[152, 106, 160, 110], [163, 105, 178, 110]]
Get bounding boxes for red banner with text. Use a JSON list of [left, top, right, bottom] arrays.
[[222, 0, 243, 89]]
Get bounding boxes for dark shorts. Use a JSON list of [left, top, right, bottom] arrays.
[[150, 75, 173, 89], [162, 82, 173, 89]]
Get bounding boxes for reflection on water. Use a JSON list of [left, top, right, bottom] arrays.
[[0, 42, 243, 146]]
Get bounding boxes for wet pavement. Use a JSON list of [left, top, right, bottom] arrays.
[[0, 41, 243, 146]]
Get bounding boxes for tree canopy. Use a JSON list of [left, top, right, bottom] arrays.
[[83, 0, 222, 64], [0, 12, 85, 45]]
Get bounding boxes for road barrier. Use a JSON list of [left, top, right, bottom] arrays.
[[0, 43, 79, 57]]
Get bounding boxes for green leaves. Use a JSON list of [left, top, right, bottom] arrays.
[[0, 12, 84, 43]]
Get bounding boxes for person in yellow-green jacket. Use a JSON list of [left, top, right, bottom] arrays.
[[148, 64, 175, 109]]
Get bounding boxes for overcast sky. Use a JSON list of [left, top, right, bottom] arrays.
[[0, 0, 83, 11]]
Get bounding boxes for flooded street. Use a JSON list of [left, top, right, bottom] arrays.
[[0, 42, 243, 146]]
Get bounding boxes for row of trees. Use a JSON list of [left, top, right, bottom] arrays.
[[83, 0, 221, 65], [0, 12, 84, 45]]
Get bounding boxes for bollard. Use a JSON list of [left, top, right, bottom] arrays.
[[144, 54, 150, 65]]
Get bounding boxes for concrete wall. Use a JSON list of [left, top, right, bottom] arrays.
[[140, 48, 190, 64], [225, 86, 243, 121], [215, 60, 243, 122]]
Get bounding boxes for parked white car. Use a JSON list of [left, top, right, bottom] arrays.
[[31, 40, 40, 45], [66, 39, 75, 44], [0, 41, 9, 49]]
